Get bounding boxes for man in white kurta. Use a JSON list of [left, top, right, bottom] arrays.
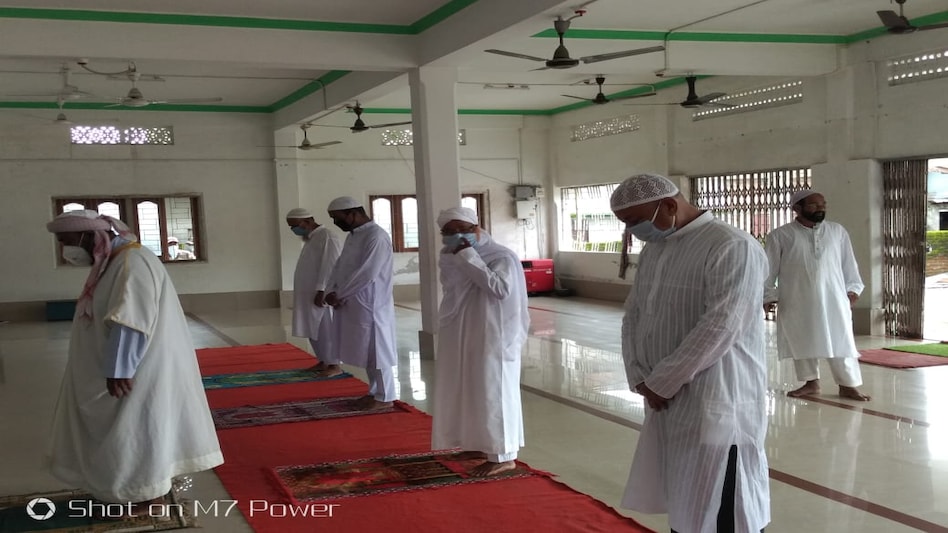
[[286, 207, 343, 376], [46, 210, 223, 509], [764, 190, 870, 401], [325, 196, 398, 410], [431, 207, 530, 477], [611, 174, 770, 533]]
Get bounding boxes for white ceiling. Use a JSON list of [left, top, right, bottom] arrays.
[[0, 0, 946, 126]]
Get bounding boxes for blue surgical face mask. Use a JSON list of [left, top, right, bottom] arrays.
[[291, 226, 308, 236], [628, 203, 676, 242], [442, 232, 478, 248]]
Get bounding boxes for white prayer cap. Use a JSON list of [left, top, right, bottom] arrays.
[[610, 173, 680, 211], [327, 196, 363, 211], [285, 207, 312, 219], [437, 207, 478, 228], [167, 236, 179, 244], [790, 189, 819, 207]]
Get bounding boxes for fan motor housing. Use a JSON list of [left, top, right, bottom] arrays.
[[546, 58, 580, 69]]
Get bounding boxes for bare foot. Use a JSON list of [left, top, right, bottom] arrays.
[[470, 461, 516, 477], [351, 395, 375, 408], [307, 362, 328, 373], [359, 399, 394, 411], [788, 380, 820, 398], [314, 364, 343, 378], [454, 451, 488, 460], [839, 386, 871, 401]]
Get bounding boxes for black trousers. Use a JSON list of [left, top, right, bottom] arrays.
[[671, 445, 739, 533]]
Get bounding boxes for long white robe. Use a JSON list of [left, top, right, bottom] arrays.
[[431, 232, 530, 457], [291, 227, 342, 356], [49, 245, 223, 503], [621, 212, 770, 533], [326, 221, 397, 369], [763, 220, 864, 360]]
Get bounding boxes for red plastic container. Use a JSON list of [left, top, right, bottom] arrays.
[[521, 259, 554, 294]]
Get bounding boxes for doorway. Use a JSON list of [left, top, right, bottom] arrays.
[[924, 158, 948, 340]]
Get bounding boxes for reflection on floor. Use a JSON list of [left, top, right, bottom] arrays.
[[2, 296, 947, 532]]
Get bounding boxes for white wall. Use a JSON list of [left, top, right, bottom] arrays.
[[0, 110, 280, 304]]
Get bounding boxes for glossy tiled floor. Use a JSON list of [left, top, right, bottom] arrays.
[[2, 297, 947, 533]]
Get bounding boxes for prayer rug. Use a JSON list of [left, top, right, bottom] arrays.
[[272, 450, 543, 502], [858, 349, 948, 369], [196, 343, 319, 375], [0, 488, 194, 533], [202, 368, 353, 390], [212, 396, 408, 429], [884, 343, 948, 357]]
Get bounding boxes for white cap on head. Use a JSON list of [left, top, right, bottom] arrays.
[[168, 236, 179, 244], [610, 173, 680, 211], [790, 189, 819, 207], [327, 196, 363, 211], [285, 207, 312, 219], [436, 207, 478, 228]]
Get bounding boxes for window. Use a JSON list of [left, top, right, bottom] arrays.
[[380, 129, 466, 146], [69, 126, 174, 145], [53, 195, 203, 262], [560, 184, 645, 254], [571, 114, 640, 142], [887, 48, 948, 86], [369, 193, 487, 252], [689, 168, 811, 242], [692, 80, 803, 121]]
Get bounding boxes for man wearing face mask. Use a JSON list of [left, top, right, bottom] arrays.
[[430, 207, 530, 477], [763, 190, 870, 401], [324, 197, 398, 410], [611, 174, 770, 533], [286, 207, 343, 376], [45, 210, 223, 515]]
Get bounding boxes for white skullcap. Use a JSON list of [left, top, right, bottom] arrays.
[[285, 207, 312, 219], [167, 236, 179, 243], [327, 196, 363, 211], [790, 189, 819, 207], [610, 173, 680, 211], [437, 207, 479, 228]]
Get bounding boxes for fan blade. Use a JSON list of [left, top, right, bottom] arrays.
[[369, 121, 413, 129], [610, 91, 658, 101], [918, 22, 948, 31], [301, 140, 342, 150], [484, 49, 548, 62], [697, 92, 728, 104], [560, 95, 594, 102], [877, 10, 907, 29], [579, 45, 665, 65]]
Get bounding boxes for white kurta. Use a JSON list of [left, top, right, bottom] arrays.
[[291, 227, 343, 355], [621, 213, 770, 533], [327, 221, 397, 369], [49, 245, 223, 503], [763, 220, 864, 360], [431, 232, 530, 457]]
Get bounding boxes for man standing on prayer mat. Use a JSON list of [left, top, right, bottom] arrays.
[[286, 207, 343, 376], [763, 189, 871, 401], [45, 210, 223, 516], [431, 207, 530, 477], [611, 174, 770, 533], [324, 196, 398, 410]]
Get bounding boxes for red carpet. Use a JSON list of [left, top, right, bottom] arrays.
[[859, 349, 948, 369], [201, 344, 653, 533]]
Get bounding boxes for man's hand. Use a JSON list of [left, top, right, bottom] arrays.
[[763, 301, 777, 314], [106, 378, 134, 398], [314, 291, 326, 307], [635, 382, 670, 411], [847, 292, 858, 307], [452, 237, 473, 255], [325, 292, 343, 307]]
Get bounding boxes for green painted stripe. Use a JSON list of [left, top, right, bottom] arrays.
[[0, 101, 269, 113], [845, 9, 948, 42], [532, 28, 847, 44], [410, 0, 479, 33], [268, 70, 351, 111]]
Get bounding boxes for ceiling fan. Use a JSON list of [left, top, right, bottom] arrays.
[[877, 0, 948, 33], [1, 64, 97, 102], [346, 102, 411, 133], [77, 60, 224, 107], [485, 14, 664, 70], [624, 76, 734, 109], [561, 76, 656, 104], [271, 124, 342, 151]]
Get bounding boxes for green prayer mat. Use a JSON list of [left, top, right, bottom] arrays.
[[884, 343, 948, 357]]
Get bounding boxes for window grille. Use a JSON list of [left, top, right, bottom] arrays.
[[570, 114, 640, 142], [560, 183, 644, 254], [887, 48, 948, 86], [693, 81, 803, 121], [69, 126, 174, 145], [380, 129, 466, 146]]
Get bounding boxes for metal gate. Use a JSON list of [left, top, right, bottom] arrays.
[[882, 160, 927, 339]]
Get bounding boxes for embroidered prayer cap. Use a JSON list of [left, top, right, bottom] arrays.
[[437, 207, 479, 228], [610, 173, 680, 212], [285, 207, 312, 219], [327, 196, 363, 211], [790, 189, 819, 207]]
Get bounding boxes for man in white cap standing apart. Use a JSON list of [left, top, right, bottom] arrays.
[[611, 174, 770, 533], [286, 207, 343, 376], [763, 190, 870, 401], [324, 196, 398, 410], [45, 210, 222, 515], [430, 207, 530, 477]]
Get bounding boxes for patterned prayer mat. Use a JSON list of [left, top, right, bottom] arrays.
[[272, 451, 543, 502], [212, 396, 408, 429], [0, 488, 195, 533], [202, 368, 352, 390]]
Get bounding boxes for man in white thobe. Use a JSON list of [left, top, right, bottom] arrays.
[[611, 174, 770, 533], [325, 196, 398, 410], [764, 190, 871, 401], [46, 210, 223, 513], [286, 207, 343, 376], [431, 207, 530, 477]]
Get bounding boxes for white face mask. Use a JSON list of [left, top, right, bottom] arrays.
[[62, 245, 93, 267], [168, 245, 179, 258]]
